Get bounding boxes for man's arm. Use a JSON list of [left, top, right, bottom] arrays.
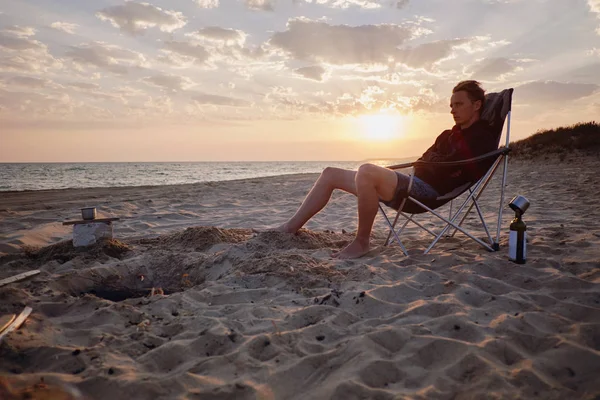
[[417, 130, 450, 162], [445, 123, 497, 162]]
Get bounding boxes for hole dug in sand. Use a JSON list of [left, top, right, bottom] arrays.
[[46, 227, 355, 303], [52, 252, 207, 302], [84, 287, 169, 302], [69, 269, 195, 302]]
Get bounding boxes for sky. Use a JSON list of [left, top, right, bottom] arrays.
[[0, 0, 599, 162]]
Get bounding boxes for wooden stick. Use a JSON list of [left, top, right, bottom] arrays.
[[0, 306, 32, 342], [0, 314, 16, 332], [62, 217, 120, 226], [0, 270, 41, 288]]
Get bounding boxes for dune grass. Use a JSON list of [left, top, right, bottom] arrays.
[[509, 121, 600, 159]]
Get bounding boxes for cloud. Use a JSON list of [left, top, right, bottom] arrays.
[[5, 76, 50, 88], [142, 74, 196, 91], [159, 32, 262, 68], [96, 2, 187, 35], [295, 0, 384, 9], [187, 27, 246, 45], [294, 65, 326, 81], [183, 27, 254, 65], [255, 79, 456, 118], [259, 84, 394, 117], [2, 25, 36, 37], [143, 95, 174, 115], [269, 18, 415, 65], [161, 40, 210, 64], [0, 31, 45, 51], [455, 35, 510, 54], [244, 0, 275, 11], [0, 55, 60, 73], [0, 89, 74, 118], [65, 41, 147, 74], [559, 62, 600, 84], [516, 81, 599, 104], [67, 82, 101, 90], [396, 39, 468, 69], [483, 0, 523, 3], [465, 57, 522, 81], [116, 86, 146, 97], [590, 0, 600, 34], [194, 0, 220, 8], [0, 31, 61, 73], [78, 90, 128, 104], [50, 22, 79, 34], [192, 92, 250, 106], [261, 86, 312, 115], [65, 82, 133, 107]]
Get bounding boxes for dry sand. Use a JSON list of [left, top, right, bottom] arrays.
[[1, 155, 599, 399]]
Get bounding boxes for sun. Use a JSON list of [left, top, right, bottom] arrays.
[[358, 114, 404, 141]]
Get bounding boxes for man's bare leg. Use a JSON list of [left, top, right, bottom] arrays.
[[276, 167, 358, 233], [333, 164, 398, 259]]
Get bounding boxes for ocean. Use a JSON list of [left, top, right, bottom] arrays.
[[0, 159, 415, 192]]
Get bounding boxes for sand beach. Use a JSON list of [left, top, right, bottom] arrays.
[[1, 155, 599, 399]]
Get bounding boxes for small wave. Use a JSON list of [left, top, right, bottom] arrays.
[[0, 161, 361, 190]]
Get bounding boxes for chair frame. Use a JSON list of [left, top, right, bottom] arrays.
[[379, 109, 512, 256]]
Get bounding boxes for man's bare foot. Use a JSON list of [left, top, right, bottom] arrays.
[[332, 239, 370, 259]]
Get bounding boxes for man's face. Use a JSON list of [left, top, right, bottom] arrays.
[[450, 90, 481, 127]]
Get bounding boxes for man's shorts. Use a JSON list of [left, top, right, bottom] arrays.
[[381, 171, 440, 210]]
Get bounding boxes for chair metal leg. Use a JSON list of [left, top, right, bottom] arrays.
[[379, 205, 409, 255], [495, 153, 509, 250], [394, 215, 412, 237], [399, 212, 437, 237], [381, 171, 415, 252], [450, 156, 503, 237], [446, 200, 453, 237], [384, 209, 402, 246], [470, 193, 494, 245], [407, 191, 496, 253]]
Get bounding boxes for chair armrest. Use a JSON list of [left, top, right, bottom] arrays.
[[386, 161, 415, 170], [387, 147, 510, 170]]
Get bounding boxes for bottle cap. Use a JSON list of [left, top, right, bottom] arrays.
[[509, 195, 530, 214]]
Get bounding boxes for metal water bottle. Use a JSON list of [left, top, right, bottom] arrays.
[[508, 195, 530, 264]]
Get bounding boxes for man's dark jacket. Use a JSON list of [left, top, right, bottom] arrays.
[[414, 119, 498, 196]]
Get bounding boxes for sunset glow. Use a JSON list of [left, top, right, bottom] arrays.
[[1, 1, 599, 162], [358, 114, 405, 142]]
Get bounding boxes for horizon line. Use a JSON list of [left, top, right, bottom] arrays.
[[0, 158, 419, 164]]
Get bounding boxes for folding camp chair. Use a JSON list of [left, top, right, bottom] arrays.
[[379, 88, 513, 255]]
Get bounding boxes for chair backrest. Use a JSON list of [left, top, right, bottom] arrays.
[[400, 88, 513, 214], [481, 88, 513, 148]]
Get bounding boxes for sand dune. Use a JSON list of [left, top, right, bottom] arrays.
[[1, 155, 599, 399]]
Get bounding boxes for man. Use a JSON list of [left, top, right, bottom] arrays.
[[274, 80, 498, 259]]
